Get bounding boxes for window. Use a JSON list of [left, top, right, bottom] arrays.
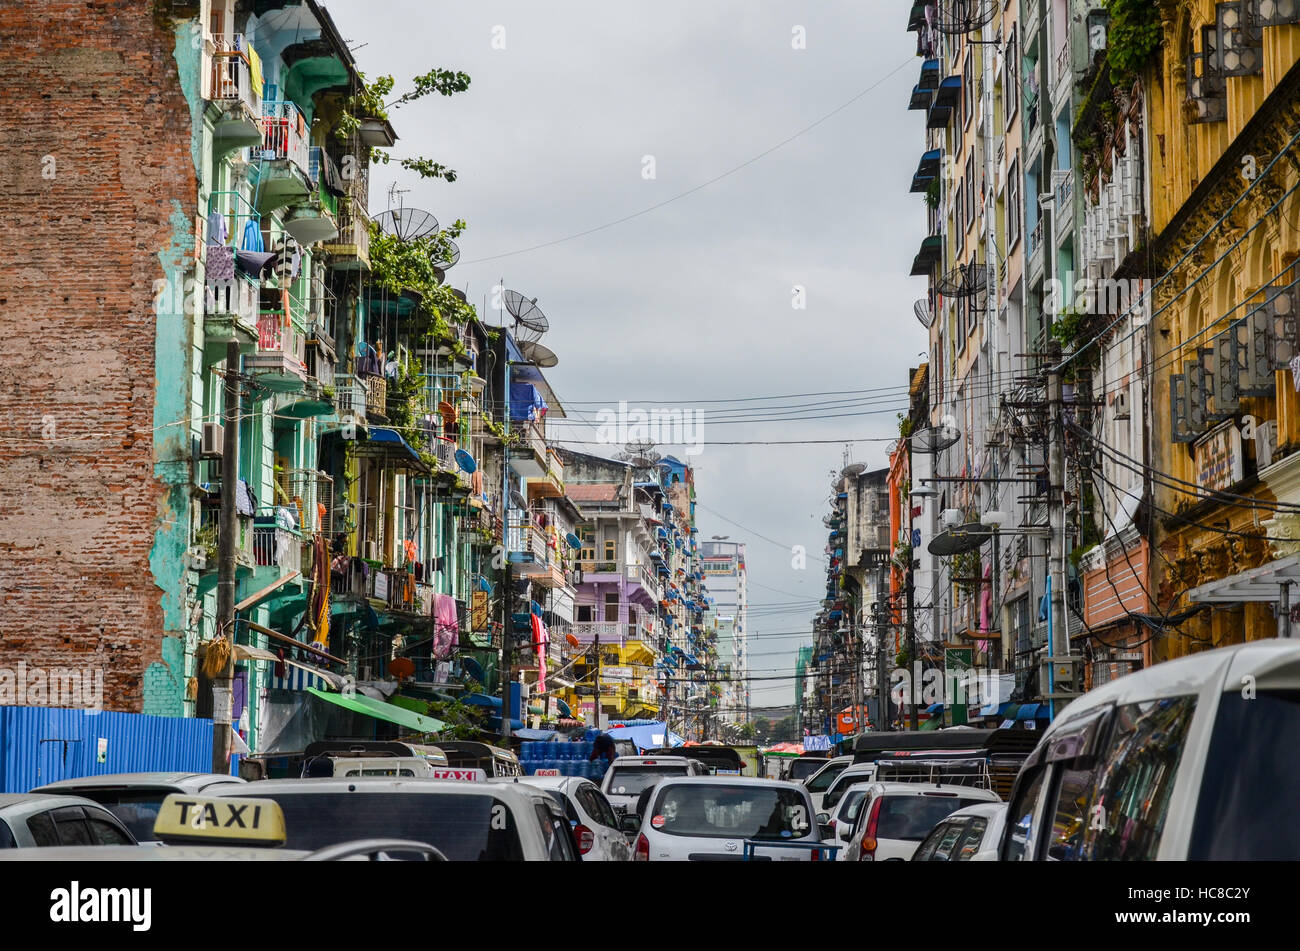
[[0, 820, 13, 849], [954, 817, 989, 860], [965, 154, 975, 230], [1008, 156, 1022, 250], [963, 51, 973, 128], [25, 813, 57, 848], [51, 808, 92, 846], [1001, 766, 1048, 860], [1005, 27, 1019, 126], [252, 793, 525, 860], [650, 784, 813, 840], [603, 539, 617, 563], [579, 527, 596, 563], [604, 593, 619, 623], [1190, 689, 1300, 860], [954, 183, 965, 256], [1079, 696, 1196, 860], [1044, 765, 1100, 861], [805, 760, 848, 792], [874, 794, 989, 842], [88, 816, 133, 846], [605, 765, 690, 797], [578, 785, 619, 829], [534, 802, 577, 861], [912, 821, 952, 861], [930, 819, 968, 859]]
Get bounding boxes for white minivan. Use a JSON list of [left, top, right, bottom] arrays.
[[601, 756, 709, 816], [998, 640, 1300, 861]]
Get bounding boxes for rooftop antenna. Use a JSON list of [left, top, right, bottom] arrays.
[[387, 182, 411, 214]]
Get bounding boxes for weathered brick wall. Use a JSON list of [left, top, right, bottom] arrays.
[[0, 1, 196, 712]]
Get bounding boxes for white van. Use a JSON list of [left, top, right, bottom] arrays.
[[998, 640, 1300, 861]]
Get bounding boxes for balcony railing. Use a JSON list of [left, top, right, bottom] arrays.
[[205, 276, 258, 328], [333, 374, 368, 419], [252, 510, 302, 576], [507, 516, 549, 562], [207, 35, 260, 114], [365, 374, 387, 418], [281, 468, 332, 535], [1055, 43, 1070, 90], [254, 314, 307, 364], [1029, 217, 1043, 258], [258, 100, 311, 174]]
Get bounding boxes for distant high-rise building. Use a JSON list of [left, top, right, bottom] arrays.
[[700, 541, 747, 725]]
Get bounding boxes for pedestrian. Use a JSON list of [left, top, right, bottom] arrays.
[[590, 732, 616, 765]]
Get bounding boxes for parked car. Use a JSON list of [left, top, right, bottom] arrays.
[[816, 785, 869, 858], [0, 794, 137, 849], [31, 772, 245, 842], [500, 775, 631, 861], [999, 640, 1300, 861], [0, 793, 443, 861], [211, 777, 580, 860], [912, 802, 1007, 861], [803, 754, 853, 813], [840, 782, 1002, 861], [784, 755, 830, 783], [601, 755, 710, 815], [631, 776, 831, 861]]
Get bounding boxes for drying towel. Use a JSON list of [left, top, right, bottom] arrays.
[[248, 45, 264, 103], [432, 593, 459, 660], [531, 613, 549, 694]]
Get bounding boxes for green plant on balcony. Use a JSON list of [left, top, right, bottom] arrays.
[[195, 524, 219, 567], [923, 178, 940, 210], [368, 223, 477, 335], [1102, 0, 1162, 86], [321, 383, 336, 401], [334, 68, 471, 183], [898, 414, 914, 440], [952, 549, 981, 596]]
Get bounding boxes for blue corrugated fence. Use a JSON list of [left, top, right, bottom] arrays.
[[0, 706, 215, 792]]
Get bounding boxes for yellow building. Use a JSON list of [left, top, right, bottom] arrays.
[[1146, 2, 1300, 654]]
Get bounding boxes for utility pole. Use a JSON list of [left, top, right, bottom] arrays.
[[593, 630, 601, 730], [212, 340, 241, 774], [500, 346, 514, 739], [906, 565, 918, 731], [1046, 349, 1066, 721]]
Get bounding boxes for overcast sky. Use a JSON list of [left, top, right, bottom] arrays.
[[326, 0, 926, 707]]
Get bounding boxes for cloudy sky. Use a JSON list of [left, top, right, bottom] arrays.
[[326, 0, 927, 706]]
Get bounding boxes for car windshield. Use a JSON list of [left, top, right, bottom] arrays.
[[55, 789, 172, 842], [1190, 688, 1300, 860], [651, 784, 814, 840], [251, 792, 525, 860], [788, 760, 825, 781], [876, 795, 989, 841], [605, 766, 689, 796], [806, 762, 847, 791]]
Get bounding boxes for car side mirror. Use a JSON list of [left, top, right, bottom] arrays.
[[620, 814, 641, 835], [816, 812, 830, 825]]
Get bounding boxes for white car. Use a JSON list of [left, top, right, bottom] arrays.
[[840, 782, 1002, 861], [32, 771, 245, 842], [819, 762, 879, 813], [600, 755, 709, 816], [803, 755, 853, 813], [998, 640, 1300, 861], [499, 776, 631, 861], [631, 776, 832, 861], [819, 786, 869, 860], [911, 802, 1007, 861], [211, 778, 581, 861]]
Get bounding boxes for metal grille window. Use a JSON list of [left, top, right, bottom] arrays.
[[1007, 155, 1021, 250]]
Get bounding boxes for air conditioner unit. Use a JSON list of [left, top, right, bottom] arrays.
[[201, 423, 224, 459]]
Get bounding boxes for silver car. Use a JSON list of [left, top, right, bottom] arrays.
[[0, 794, 137, 848], [32, 771, 245, 842], [631, 776, 830, 861], [600, 755, 709, 816], [499, 776, 631, 861]]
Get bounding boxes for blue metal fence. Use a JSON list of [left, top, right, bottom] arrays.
[[0, 707, 215, 793]]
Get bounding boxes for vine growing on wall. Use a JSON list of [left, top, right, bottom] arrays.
[[1103, 0, 1163, 85]]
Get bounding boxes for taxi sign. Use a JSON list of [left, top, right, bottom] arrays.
[[429, 767, 487, 781], [532, 768, 560, 776], [153, 793, 287, 846]]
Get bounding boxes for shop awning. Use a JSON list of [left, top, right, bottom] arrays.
[[305, 687, 446, 732], [925, 703, 944, 714], [1016, 703, 1041, 720], [465, 692, 503, 709], [350, 427, 429, 472], [1187, 551, 1300, 603], [978, 701, 1013, 717]]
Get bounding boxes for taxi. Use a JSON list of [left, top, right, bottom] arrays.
[[31, 771, 245, 842]]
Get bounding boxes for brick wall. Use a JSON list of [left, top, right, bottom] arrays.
[[0, 2, 197, 712]]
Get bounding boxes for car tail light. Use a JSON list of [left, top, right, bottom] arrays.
[[575, 824, 595, 854], [634, 833, 650, 861], [860, 797, 883, 861]]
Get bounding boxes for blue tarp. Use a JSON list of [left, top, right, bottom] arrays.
[[513, 728, 558, 741], [510, 382, 547, 422], [605, 722, 685, 751], [366, 427, 424, 466]]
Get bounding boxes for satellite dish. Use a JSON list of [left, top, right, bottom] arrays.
[[927, 522, 993, 556], [433, 238, 461, 270], [914, 298, 934, 329], [910, 423, 961, 453], [376, 207, 440, 241], [565, 532, 582, 550], [502, 289, 549, 344], [842, 462, 866, 477], [510, 488, 528, 510], [519, 341, 559, 368], [455, 449, 477, 474], [936, 262, 988, 298], [933, 0, 998, 35], [461, 656, 485, 683]]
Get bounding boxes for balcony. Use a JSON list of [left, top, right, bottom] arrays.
[[1027, 217, 1044, 285], [203, 275, 259, 358], [321, 200, 371, 270], [327, 374, 368, 435], [280, 468, 333, 535], [526, 447, 565, 499], [195, 502, 254, 596], [1052, 169, 1075, 240], [1053, 43, 1071, 103], [206, 35, 262, 150], [254, 101, 313, 213], [509, 421, 549, 479], [251, 509, 304, 590], [245, 314, 308, 391], [364, 374, 387, 421]]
